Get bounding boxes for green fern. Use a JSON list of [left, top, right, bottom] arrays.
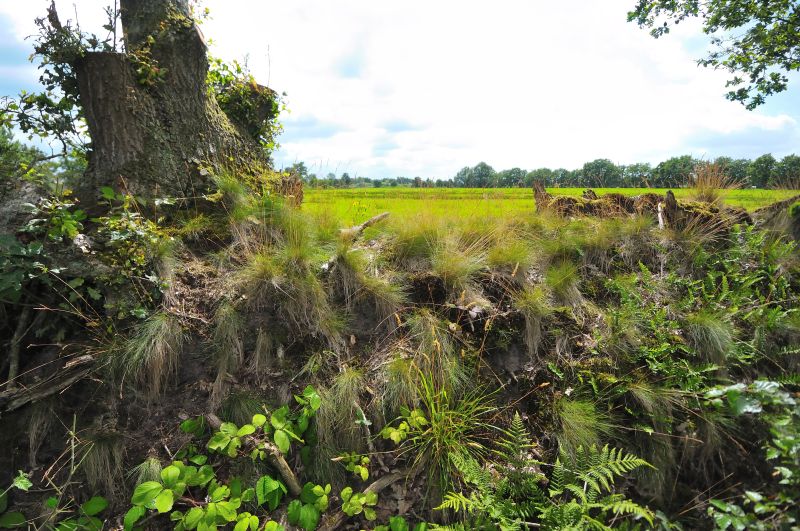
[[435, 492, 475, 514], [440, 433, 654, 530]]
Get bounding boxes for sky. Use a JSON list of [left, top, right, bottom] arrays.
[[1, 0, 798, 180]]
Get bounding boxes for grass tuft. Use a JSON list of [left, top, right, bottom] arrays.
[[544, 260, 582, 306], [555, 397, 614, 457], [114, 312, 184, 400], [684, 310, 735, 364], [127, 456, 163, 487], [80, 430, 124, 497], [692, 162, 742, 205], [431, 233, 488, 293], [515, 286, 553, 357]]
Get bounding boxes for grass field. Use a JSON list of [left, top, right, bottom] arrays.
[[303, 187, 799, 225]]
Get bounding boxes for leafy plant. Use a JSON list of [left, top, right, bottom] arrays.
[[286, 482, 331, 531], [340, 487, 378, 521], [438, 432, 653, 530]]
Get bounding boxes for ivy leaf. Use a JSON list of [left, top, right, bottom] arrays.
[[12, 471, 32, 491]]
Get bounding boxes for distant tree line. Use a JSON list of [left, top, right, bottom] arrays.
[[291, 154, 800, 189]]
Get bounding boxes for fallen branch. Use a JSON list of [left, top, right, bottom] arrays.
[[317, 469, 411, 531], [0, 362, 93, 414], [340, 212, 390, 240], [204, 413, 302, 496]]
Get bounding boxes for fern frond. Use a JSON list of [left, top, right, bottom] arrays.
[[497, 411, 532, 462], [777, 373, 800, 387], [435, 492, 475, 513], [606, 498, 655, 525], [570, 445, 651, 496]]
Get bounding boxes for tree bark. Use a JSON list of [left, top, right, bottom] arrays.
[[62, 0, 279, 208]]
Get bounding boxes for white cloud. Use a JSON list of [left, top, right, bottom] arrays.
[[1, 0, 798, 178]]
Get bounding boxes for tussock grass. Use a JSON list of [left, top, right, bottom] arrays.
[[555, 398, 614, 457], [249, 327, 273, 373], [81, 431, 124, 497], [211, 302, 244, 404], [431, 232, 489, 293], [602, 305, 642, 359], [692, 162, 742, 205], [381, 354, 419, 415], [487, 237, 533, 274], [128, 456, 163, 487], [388, 214, 441, 262], [220, 389, 265, 426], [407, 309, 467, 395], [405, 373, 497, 503], [515, 285, 553, 357], [27, 400, 54, 467], [684, 310, 735, 364], [316, 367, 367, 454], [544, 260, 582, 306], [114, 312, 184, 400]]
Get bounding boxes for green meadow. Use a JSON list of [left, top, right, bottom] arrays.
[[303, 187, 798, 225]]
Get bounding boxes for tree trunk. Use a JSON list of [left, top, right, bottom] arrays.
[[65, 0, 278, 208]]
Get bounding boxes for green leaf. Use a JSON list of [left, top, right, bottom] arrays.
[[131, 481, 164, 506], [183, 507, 203, 529], [0, 492, 7, 513], [100, 186, 116, 200], [299, 504, 321, 531], [237, 424, 256, 437], [12, 471, 32, 491], [211, 485, 230, 502], [274, 429, 290, 454], [154, 489, 174, 513], [341, 487, 353, 502], [123, 506, 145, 531], [207, 433, 231, 451], [364, 507, 377, 521], [263, 522, 284, 531], [216, 501, 237, 522], [256, 476, 285, 511], [251, 414, 267, 427], [0, 512, 26, 529], [390, 516, 410, 531], [81, 496, 108, 516], [161, 465, 181, 488], [219, 422, 238, 436], [189, 455, 208, 465], [286, 500, 302, 525], [271, 406, 289, 429]]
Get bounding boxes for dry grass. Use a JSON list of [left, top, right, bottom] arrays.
[[691, 162, 743, 205]]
